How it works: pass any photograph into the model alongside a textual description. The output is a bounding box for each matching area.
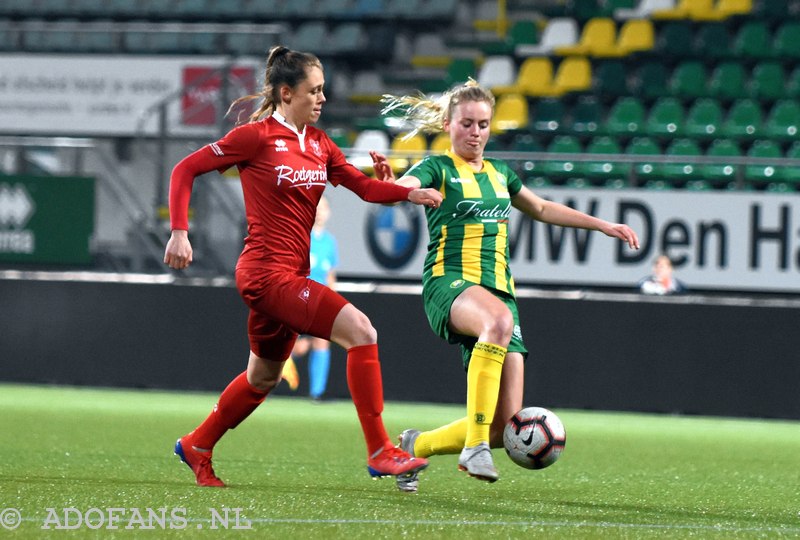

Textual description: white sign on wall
[0,54,257,136]
[324,187,800,293]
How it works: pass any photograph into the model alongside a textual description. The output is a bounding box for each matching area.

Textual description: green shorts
[422,275,528,370]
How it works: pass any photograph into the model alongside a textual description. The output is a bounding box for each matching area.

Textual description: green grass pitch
[1,384,798,539]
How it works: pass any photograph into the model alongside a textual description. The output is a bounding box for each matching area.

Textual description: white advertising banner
[0,54,257,136]
[324,187,800,293]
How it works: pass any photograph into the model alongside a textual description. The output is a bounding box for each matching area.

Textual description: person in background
[378,80,640,491]
[164,45,440,487]
[639,255,687,295]
[285,195,338,402]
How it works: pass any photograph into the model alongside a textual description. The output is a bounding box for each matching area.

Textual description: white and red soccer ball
[503,406,567,470]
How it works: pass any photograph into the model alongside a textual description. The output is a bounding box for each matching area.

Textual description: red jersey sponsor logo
[274,164,328,189]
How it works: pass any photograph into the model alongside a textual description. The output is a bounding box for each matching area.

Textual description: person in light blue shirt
[289,196,339,401]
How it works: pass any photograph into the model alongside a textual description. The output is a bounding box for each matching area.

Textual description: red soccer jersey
[169,114,412,276]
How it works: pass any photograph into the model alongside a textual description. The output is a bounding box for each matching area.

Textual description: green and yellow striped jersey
[406,150,523,296]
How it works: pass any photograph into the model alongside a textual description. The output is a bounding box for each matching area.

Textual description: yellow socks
[412,342,506,457]
[465,341,506,448]
[414,418,467,458]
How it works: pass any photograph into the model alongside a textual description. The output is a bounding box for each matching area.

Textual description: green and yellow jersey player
[377,80,640,491]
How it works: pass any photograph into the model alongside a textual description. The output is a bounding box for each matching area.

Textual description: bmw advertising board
[324,186,800,293]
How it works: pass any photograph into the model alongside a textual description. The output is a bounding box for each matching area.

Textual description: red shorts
[235,268,349,360]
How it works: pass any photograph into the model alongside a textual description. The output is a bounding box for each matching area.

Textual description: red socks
[187,349,390,458]
[187,371,268,450]
[346,344,391,455]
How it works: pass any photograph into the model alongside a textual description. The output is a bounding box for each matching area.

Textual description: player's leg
[490,352,524,448]
[175,311,295,487]
[302,287,427,478]
[448,286,512,482]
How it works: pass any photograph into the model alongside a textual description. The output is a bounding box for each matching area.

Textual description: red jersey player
[164,46,440,487]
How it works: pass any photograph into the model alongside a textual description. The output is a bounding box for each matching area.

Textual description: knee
[348,311,377,346]
[247,353,282,392]
[482,310,514,346]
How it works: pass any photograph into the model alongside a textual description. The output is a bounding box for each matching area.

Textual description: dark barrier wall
[1,278,798,419]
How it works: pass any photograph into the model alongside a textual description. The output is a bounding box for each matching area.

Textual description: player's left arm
[511,185,639,249]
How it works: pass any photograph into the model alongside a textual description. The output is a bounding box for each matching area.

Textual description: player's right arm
[164,124,261,269]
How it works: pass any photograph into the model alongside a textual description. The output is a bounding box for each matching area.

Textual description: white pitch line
[18,516,800,534]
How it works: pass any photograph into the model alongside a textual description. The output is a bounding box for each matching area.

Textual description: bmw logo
[365,203,420,270]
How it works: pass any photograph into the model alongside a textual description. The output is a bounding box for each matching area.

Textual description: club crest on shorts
[298,287,310,303]
[450,279,465,288]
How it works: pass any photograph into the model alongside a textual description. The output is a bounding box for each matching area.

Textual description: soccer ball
[503,406,566,470]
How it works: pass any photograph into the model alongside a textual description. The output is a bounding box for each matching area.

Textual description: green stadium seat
[565,177,592,189]
[579,136,628,181]
[732,20,772,60]
[786,67,800,99]
[772,21,800,61]
[605,97,646,137]
[749,62,786,103]
[693,23,732,61]
[744,139,783,185]
[668,61,708,100]
[780,142,800,184]
[720,98,763,140]
[708,61,748,103]
[632,61,669,101]
[592,60,628,103]
[685,180,713,191]
[701,138,741,183]
[0,21,14,52]
[753,0,789,20]
[763,100,800,142]
[625,136,662,184]
[290,21,330,51]
[510,133,544,179]
[531,98,566,135]
[654,21,694,60]
[646,97,685,139]
[685,98,724,140]
[642,179,672,190]
[242,0,281,18]
[567,96,604,136]
[172,0,207,19]
[329,22,368,55]
[483,19,540,55]
[510,133,543,152]
[604,177,629,189]
[656,138,703,183]
[541,135,583,181]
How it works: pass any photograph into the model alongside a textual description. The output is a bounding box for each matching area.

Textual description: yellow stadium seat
[694,0,752,21]
[554,18,619,57]
[552,56,592,96]
[492,57,555,97]
[491,94,529,134]
[652,0,714,20]
[388,132,427,173]
[612,19,655,55]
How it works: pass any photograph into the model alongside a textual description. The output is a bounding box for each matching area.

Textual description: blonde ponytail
[380,78,495,139]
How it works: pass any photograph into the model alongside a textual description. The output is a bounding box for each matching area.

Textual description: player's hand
[602,223,640,250]
[164,230,194,269]
[408,188,442,209]
[370,151,395,183]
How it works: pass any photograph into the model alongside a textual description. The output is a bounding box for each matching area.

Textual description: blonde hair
[229,45,323,123]
[380,79,495,139]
